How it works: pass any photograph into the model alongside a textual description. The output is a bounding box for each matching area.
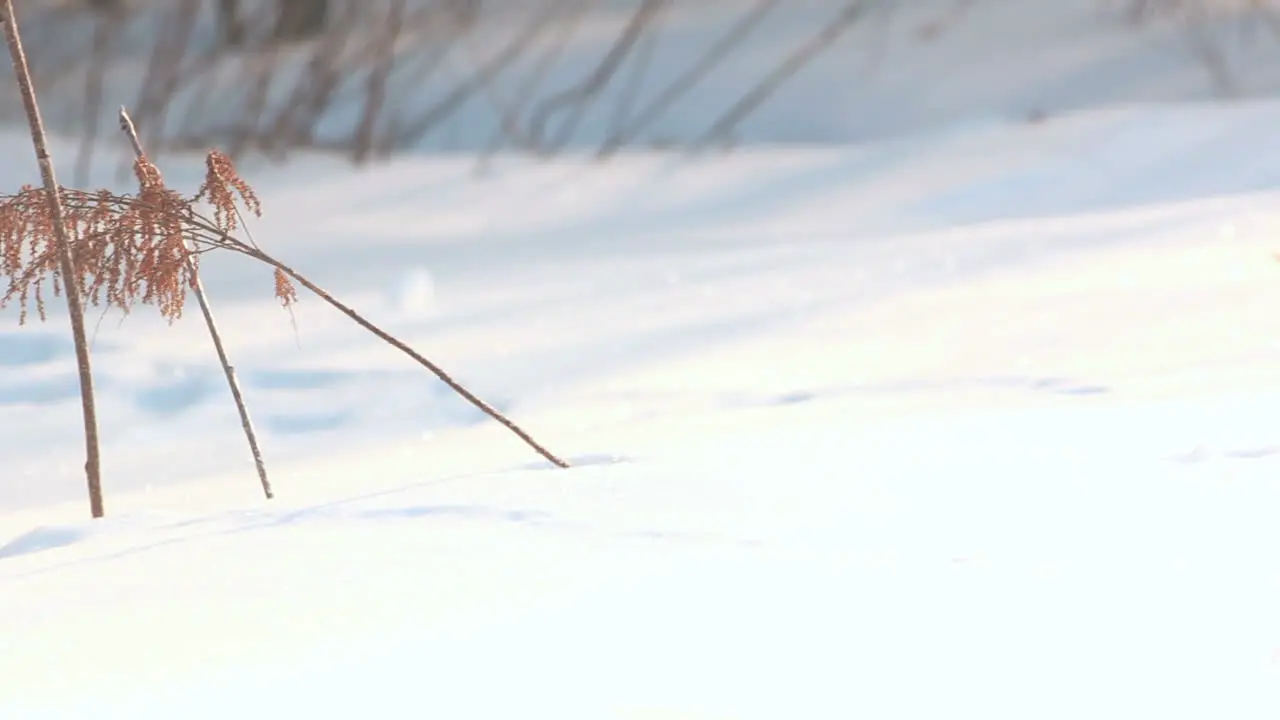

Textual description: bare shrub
[5,0,876,173]
[1115,0,1280,94]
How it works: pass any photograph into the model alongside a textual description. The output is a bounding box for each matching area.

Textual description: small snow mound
[518,452,633,472]
[0,513,158,560]
[0,524,94,559]
[393,267,438,318]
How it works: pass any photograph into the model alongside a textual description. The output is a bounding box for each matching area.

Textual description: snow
[5,4,1280,717]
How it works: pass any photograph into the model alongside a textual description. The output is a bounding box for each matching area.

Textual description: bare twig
[142,204,571,468]
[605,4,661,144]
[354,0,407,163]
[526,0,667,153]
[118,106,273,499]
[237,247,571,469]
[131,0,202,158]
[268,2,363,154]
[3,151,571,473]
[393,12,553,150]
[599,0,777,158]
[74,12,115,186]
[473,0,589,170]
[697,1,868,148]
[0,0,105,518]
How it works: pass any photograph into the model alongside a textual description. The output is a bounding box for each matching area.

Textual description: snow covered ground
[5,13,1280,715]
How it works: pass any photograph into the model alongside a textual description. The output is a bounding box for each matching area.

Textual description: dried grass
[0,149,292,324]
[0,140,569,499]
[1,1,567,521]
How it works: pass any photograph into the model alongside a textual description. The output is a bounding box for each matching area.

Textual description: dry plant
[0,134,572,513]
[8,0,880,175]
[0,0,104,518]
[0,106,570,507]
[0,1,569,520]
[119,105,273,502]
[1119,0,1280,94]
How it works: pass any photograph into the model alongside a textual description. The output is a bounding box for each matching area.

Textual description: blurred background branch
[16,0,1280,176]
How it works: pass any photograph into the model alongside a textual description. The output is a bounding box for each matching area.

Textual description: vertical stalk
[119,107,273,500]
[0,0,105,518]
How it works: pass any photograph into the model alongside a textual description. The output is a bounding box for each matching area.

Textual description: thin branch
[599,0,776,158]
[354,0,407,164]
[471,0,588,166]
[605,4,661,145]
[393,13,554,150]
[52,195,574,469]
[697,1,869,148]
[526,0,667,153]
[73,13,115,186]
[0,0,105,518]
[119,107,274,500]
[131,0,202,158]
[245,249,570,469]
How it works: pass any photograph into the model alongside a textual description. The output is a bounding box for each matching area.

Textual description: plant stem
[250,250,570,469]
[1,0,105,518]
[119,106,274,500]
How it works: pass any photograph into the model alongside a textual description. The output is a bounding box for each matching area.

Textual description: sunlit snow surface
[4,87,1280,720]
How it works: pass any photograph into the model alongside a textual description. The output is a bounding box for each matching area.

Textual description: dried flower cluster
[0,142,570,474]
[0,149,294,324]
[196,150,260,232]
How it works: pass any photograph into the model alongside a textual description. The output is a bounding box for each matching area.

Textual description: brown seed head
[273,267,297,307]
[0,149,278,327]
[196,150,261,232]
